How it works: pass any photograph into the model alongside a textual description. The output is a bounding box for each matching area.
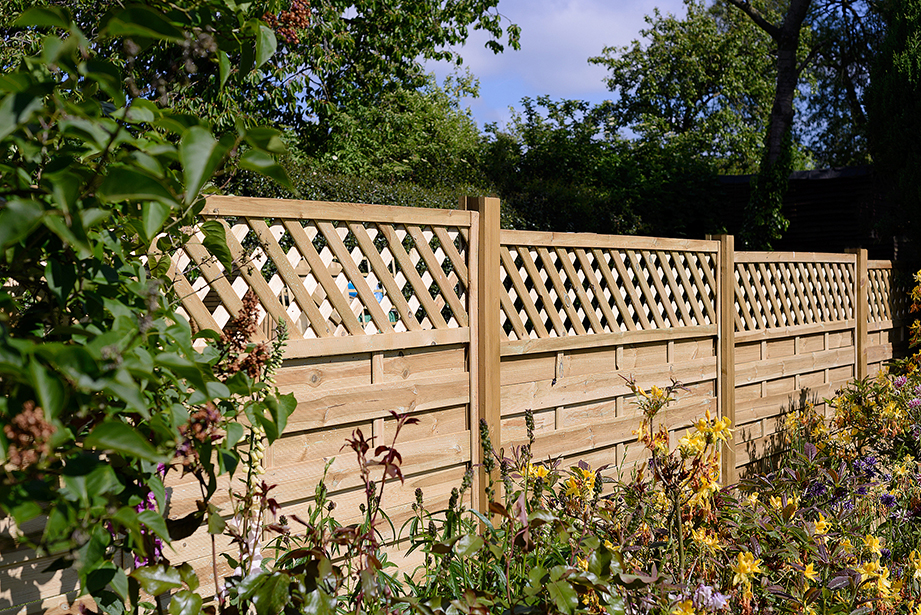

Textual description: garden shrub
[0,4,296,613]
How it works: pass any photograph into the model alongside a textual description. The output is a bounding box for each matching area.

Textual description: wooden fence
[2,196,912,614]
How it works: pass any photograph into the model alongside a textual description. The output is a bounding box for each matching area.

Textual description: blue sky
[426,0,688,129]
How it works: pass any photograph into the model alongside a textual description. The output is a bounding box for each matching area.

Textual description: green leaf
[101,7,184,41]
[218,51,231,88]
[0,198,43,249]
[180,126,229,205]
[85,422,164,463]
[29,358,65,417]
[84,59,125,107]
[547,580,578,614]
[245,127,287,154]
[200,219,234,272]
[453,534,484,558]
[130,564,183,597]
[169,590,203,615]
[142,202,171,242]
[177,563,199,591]
[239,149,292,190]
[225,422,245,446]
[14,6,71,28]
[252,572,290,615]
[255,25,277,69]
[98,167,178,207]
[0,92,43,140]
[265,393,295,443]
[138,510,170,542]
[208,511,226,535]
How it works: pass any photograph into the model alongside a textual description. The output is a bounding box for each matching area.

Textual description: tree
[866,0,921,240]
[590,0,776,174]
[722,0,884,246]
[1,0,519,152]
[309,71,486,189]
[481,98,727,239]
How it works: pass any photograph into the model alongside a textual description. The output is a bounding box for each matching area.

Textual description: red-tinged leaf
[489,501,511,517]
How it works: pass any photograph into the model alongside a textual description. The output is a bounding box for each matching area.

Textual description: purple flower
[909,398,921,409]
[880,493,897,508]
[881,548,892,559]
[694,584,729,611]
[806,481,828,499]
[895,376,908,388]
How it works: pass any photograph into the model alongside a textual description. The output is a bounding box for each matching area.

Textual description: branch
[723,0,781,40]
[796,43,823,77]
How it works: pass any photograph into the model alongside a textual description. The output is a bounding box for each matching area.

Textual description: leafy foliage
[0,3,295,613]
[590,0,776,174]
[866,0,921,242]
[481,97,727,238]
[306,71,486,189]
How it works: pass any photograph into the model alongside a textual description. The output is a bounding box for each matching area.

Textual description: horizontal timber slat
[204,195,476,227]
[500,325,717,356]
[736,251,857,264]
[501,229,720,252]
[734,320,855,343]
[284,328,470,359]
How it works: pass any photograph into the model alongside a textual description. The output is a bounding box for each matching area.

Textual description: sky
[425,0,688,129]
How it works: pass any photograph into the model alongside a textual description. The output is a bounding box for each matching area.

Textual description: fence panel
[164,196,480,598]
[867,261,912,374]
[496,231,721,480]
[733,252,858,472]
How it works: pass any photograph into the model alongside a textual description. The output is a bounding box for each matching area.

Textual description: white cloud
[425,0,688,127]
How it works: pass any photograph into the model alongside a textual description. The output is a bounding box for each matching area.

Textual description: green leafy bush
[0,4,295,613]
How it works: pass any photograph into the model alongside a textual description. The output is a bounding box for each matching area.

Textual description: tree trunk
[725,0,813,247]
[763,0,812,166]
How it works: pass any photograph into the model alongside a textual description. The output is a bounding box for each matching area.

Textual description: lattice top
[498,231,719,340]
[734,253,856,332]
[169,196,475,342]
[868,262,912,324]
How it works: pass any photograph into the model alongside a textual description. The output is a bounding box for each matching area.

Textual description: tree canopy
[590,0,775,174]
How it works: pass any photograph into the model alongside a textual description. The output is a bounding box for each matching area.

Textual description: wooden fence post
[848,248,869,380]
[709,234,736,486]
[460,196,501,515]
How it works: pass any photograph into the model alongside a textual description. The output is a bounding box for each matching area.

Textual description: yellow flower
[877,565,892,596]
[857,560,881,579]
[732,551,763,587]
[691,527,722,552]
[524,462,549,480]
[576,556,588,571]
[679,430,706,456]
[863,534,882,558]
[910,550,921,580]
[747,492,759,507]
[813,513,830,536]
[840,538,854,553]
[770,495,783,510]
[671,599,695,615]
[803,562,818,582]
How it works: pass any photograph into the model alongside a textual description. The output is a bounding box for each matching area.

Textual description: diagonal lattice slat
[868,265,912,324]
[733,257,856,333]
[171,202,472,343]
[497,235,718,340]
